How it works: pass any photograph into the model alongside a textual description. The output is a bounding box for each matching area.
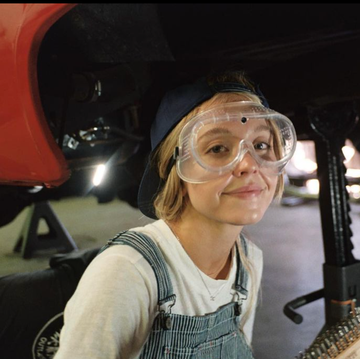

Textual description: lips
[223,184,264,197]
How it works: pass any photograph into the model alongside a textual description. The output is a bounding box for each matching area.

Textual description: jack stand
[14,201,78,259]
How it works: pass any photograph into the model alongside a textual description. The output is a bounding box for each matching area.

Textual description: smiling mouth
[223,185,264,197]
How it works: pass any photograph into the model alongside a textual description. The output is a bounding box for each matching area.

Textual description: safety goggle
[174,101,297,183]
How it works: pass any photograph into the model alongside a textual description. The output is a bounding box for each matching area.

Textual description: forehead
[196,118,272,138]
[192,98,267,125]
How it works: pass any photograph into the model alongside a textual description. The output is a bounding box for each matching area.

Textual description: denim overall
[102,231,254,359]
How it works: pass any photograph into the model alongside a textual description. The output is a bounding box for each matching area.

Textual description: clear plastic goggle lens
[175,102,297,183]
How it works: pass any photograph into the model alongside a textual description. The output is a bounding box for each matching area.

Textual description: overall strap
[99,231,176,306]
[234,233,249,297]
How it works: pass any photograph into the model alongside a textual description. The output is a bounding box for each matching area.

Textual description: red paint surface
[0,4,76,187]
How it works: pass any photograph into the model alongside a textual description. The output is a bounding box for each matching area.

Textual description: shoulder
[98,219,165,261]
[81,246,156,297]
[88,229,166,294]
[129,219,173,246]
[127,220,182,263]
[93,220,172,283]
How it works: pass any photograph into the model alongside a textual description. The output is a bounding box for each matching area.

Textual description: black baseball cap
[137,77,268,219]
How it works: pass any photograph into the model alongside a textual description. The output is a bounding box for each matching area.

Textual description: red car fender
[0,3,76,187]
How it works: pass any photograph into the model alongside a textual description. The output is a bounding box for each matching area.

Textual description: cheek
[184,182,222,210]
[184,176,232,201]
[186,184,210,204]
[264,174,279,198]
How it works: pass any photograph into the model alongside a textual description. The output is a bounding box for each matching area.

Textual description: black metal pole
[308,101,359,326]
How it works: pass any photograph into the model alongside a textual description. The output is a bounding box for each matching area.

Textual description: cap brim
[137,157,162,219]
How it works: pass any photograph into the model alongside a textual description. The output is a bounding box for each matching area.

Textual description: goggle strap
[173,146,180,160]
[164,148,178,179]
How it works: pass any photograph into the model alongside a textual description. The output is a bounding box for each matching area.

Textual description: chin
[229,211,266,226]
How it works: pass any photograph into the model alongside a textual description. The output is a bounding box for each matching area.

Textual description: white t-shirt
[55,220,263,359]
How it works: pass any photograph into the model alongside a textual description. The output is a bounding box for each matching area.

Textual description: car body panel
[0,4,75,186]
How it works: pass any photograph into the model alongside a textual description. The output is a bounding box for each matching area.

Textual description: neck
[167,214,242,280]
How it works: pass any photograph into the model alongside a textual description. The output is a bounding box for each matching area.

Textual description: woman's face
[180,96,280,227]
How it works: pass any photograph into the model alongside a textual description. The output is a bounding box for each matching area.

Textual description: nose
[232,151,259,177]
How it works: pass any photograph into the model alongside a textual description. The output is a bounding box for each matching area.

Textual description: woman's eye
[208,145,228,154]
[254,142,270,150]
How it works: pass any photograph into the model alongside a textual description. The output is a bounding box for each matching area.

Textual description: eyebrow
[198,127,231,138]
[254,124,273,135]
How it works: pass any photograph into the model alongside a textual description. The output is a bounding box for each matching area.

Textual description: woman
[55,70,297,358]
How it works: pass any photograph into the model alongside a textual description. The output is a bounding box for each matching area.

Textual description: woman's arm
[54,246,158,359]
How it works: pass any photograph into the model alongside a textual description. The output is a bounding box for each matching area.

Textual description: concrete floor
[2,196,360,358]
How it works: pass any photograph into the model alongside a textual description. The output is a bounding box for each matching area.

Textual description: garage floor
[1,196,360,358]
